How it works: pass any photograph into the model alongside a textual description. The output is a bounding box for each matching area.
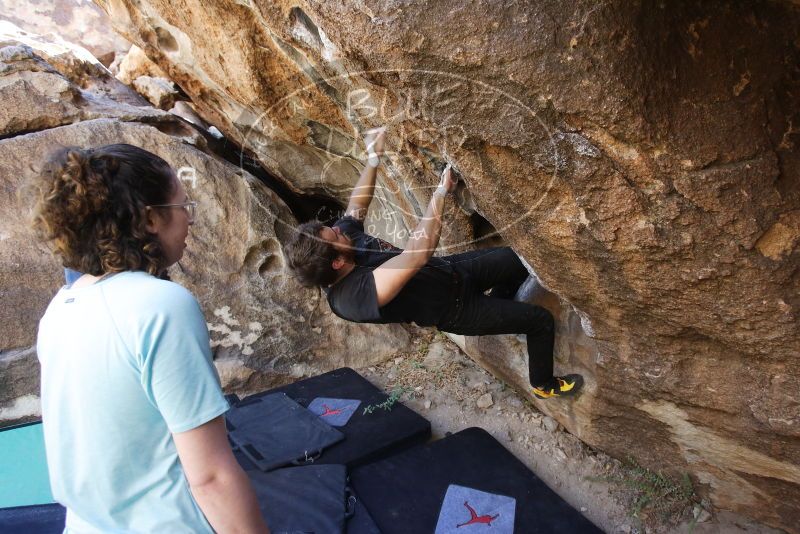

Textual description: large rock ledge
[94,0,800,530]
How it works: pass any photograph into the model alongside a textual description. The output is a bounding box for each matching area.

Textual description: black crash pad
[350,427,601,534]
[249,464,350,534]
[0,504,66,534]
[226,392,344,471]
[240,367,431,468]
[346,488,382,534]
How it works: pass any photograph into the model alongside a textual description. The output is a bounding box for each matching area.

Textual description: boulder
[96,0,800,529]
[132,74,179,109]
[114,44,181,109]
[115,44,167,84]
[0,348,41,424]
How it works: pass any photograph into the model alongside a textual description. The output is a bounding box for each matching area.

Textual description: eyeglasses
[147,200,198,222]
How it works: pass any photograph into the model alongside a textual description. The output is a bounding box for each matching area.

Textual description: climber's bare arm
[345,128,385,221]
[372,165,457,306]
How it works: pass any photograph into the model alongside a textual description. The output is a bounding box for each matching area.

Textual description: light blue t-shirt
[37,271,229,533]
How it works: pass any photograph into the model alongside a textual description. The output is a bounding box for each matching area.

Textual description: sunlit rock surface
[0,0,129,62]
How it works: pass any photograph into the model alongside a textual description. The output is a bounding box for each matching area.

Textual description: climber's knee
[531,305,554,334]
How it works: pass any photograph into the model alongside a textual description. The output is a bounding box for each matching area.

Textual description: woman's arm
[173,416,270,534]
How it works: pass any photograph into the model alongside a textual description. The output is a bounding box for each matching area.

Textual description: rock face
[115,44,180,109]
[114,44,167,84]
[131,74,179,108]
[0,21,148,109]
[0,27,410,423]
[0,0,130,63]
[96,0,800,529]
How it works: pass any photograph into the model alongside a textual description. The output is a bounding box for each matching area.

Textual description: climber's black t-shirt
[324,216,456,326]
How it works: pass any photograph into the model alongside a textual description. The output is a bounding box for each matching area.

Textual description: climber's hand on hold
[434,163,458,198]
[365,127,386,167]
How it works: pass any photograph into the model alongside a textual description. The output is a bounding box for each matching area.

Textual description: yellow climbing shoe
[532,374,584,399]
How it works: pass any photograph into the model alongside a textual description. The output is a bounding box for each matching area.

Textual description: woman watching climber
[32,144,269,533]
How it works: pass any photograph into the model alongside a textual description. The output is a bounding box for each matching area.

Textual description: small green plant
[410,361,425,370]
[588,457,696,524]
[363,387,409,415]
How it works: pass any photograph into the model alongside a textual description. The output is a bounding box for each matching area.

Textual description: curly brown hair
[33,144,176,277]
[284,220,339,287]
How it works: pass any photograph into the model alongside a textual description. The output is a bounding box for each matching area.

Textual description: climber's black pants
[438,247,555,387]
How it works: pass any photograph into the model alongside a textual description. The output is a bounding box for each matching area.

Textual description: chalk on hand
[365,127,386,150]
[438,163,457,189]
[365,127,386,167]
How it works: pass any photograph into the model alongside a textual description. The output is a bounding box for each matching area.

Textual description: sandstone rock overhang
[22,1,800,529]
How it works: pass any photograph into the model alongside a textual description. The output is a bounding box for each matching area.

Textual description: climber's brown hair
[284,220,339,287]
[32,144,176,276]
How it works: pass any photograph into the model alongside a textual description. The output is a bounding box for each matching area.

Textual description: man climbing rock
[285,129,583,399]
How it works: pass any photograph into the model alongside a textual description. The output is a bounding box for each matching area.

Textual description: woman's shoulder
[109,271,201,313]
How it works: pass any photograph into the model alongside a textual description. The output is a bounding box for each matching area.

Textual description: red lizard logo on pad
[456,501,499,528]
[320,404,342,417]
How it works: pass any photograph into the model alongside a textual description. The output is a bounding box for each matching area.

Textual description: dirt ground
[357,330,786,534]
